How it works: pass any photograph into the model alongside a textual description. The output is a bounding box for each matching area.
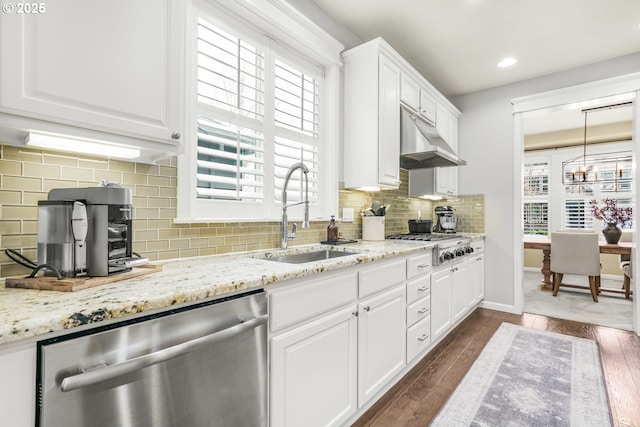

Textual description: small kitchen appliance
[434,206,457,233]
[36,181,146,278]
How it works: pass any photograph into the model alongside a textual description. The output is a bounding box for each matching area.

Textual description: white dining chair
[550,231,601,302]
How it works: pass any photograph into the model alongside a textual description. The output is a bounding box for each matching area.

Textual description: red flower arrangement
[589,198,633,227]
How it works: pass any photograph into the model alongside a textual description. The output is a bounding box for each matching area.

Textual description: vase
[602,223,622,244]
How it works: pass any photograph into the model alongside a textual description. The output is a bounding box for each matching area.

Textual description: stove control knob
[465,246,474,254]
[455,249,465,257]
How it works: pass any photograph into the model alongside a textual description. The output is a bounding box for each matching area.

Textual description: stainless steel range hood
[400,106,466,168]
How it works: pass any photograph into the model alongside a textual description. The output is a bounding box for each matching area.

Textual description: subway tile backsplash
[0,144,484,278]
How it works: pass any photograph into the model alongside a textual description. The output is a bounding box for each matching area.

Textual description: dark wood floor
[353,308,640,427]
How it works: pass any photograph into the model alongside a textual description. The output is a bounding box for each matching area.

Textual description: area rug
[430,323,612,427]
[524,271,632,331]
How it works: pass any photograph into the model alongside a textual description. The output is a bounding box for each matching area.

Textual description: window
[524,143,634,235]
[523,160,549,236]
[524,202,548,235]
[177,1,341,222]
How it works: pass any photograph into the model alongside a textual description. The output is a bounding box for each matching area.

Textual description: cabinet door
[419,89,437,124]
[435,167,450,195]
[0,0,183,145]
[271,306,358,427]
[377,54,401,187]
[447,167,459,197]
[400,73,420,111]
[0,343,36,427]
[470,254,485,305]
[436,103,450,144]
[358,284,406,406]
[430,268,452,340]
[451,262,470,322]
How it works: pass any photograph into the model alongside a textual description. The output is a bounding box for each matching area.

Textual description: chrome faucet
[281,163,310,249]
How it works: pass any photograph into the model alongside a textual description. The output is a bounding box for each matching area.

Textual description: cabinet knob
[363,306,371,312]
[352,310,359,317]
[171,131,181,140]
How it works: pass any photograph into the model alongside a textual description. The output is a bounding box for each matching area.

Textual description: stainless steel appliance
[434,206,458,233]
[37,181,146,277]
[36,290,268,427]
[36,200,88,277]
[400,105,466,169]
[386,233,473,266]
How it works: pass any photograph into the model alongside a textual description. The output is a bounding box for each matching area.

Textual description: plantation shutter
[273,58,321,204]
[564,200,594,230]
[195,18,266,201]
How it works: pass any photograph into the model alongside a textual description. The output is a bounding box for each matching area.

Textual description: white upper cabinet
[401,72,436,124]
[343,39,401,190]
[344,37,461,192]
[0,0,184,161]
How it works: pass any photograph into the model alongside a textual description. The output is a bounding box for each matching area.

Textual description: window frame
[177,0,343,223]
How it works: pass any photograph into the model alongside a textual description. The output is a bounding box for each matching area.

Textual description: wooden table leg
[540,248,552,291]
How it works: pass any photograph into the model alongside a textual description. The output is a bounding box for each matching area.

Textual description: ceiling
[311,0,640,98]
[308,0,639,138]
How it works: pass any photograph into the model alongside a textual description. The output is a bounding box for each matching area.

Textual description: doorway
[512,74,640,333]
[521,98,633,330]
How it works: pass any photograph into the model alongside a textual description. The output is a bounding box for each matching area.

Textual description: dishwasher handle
[60,313,268,392]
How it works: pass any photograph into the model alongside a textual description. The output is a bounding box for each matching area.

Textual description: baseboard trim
[480,300,521,314]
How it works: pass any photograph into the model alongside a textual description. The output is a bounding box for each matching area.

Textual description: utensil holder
[362,216,385,241]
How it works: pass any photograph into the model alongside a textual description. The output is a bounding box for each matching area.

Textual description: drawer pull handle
[417,263,430,269]
[418,286,429,292]
[418,334,429,342]
[418,307,429,314]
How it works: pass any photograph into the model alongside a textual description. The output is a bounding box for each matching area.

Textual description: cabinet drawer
[270,271,357,332]
[407,315,431,362]
[406,253,432,279]
[406,275,430,304]
[407,296,430,327]
[358,258,406,298]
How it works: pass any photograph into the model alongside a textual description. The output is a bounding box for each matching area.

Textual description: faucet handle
[287,223,297,239]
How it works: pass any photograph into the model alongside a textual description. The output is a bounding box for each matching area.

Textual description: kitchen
[0,1,639,426]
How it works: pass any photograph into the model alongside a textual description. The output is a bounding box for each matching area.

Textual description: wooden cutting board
[4,264,162,292]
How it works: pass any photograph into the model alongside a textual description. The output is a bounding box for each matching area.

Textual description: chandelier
[561,103,632,188]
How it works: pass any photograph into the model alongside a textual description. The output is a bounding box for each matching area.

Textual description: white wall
[452,52,640,311]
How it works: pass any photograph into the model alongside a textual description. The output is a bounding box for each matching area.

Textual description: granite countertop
[0,240,439,346]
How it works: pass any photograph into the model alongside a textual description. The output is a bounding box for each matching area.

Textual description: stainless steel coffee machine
[433,205,458,233]
[37,182,146,278]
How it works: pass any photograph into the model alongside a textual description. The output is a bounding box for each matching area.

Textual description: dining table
[523,236,632,294]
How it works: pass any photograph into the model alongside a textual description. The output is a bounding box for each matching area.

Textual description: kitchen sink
[264,249,360,264]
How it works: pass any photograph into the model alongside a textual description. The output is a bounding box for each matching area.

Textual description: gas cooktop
[386,233,458,242]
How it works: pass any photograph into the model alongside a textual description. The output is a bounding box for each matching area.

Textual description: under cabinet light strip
[25,131,140,159]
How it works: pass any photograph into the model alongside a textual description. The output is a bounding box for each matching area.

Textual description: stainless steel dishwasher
[36,289,268,427]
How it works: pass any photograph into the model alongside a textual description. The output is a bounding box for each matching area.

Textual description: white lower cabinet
[0,343,36,427]
[270,305,358,427]
[407,315,431,361]
[430,267,453,341]
[357,284,406,406]
[451,261,470,323]
[469,253,485,306]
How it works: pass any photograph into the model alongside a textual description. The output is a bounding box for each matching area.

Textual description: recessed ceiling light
[497,57,517,68]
